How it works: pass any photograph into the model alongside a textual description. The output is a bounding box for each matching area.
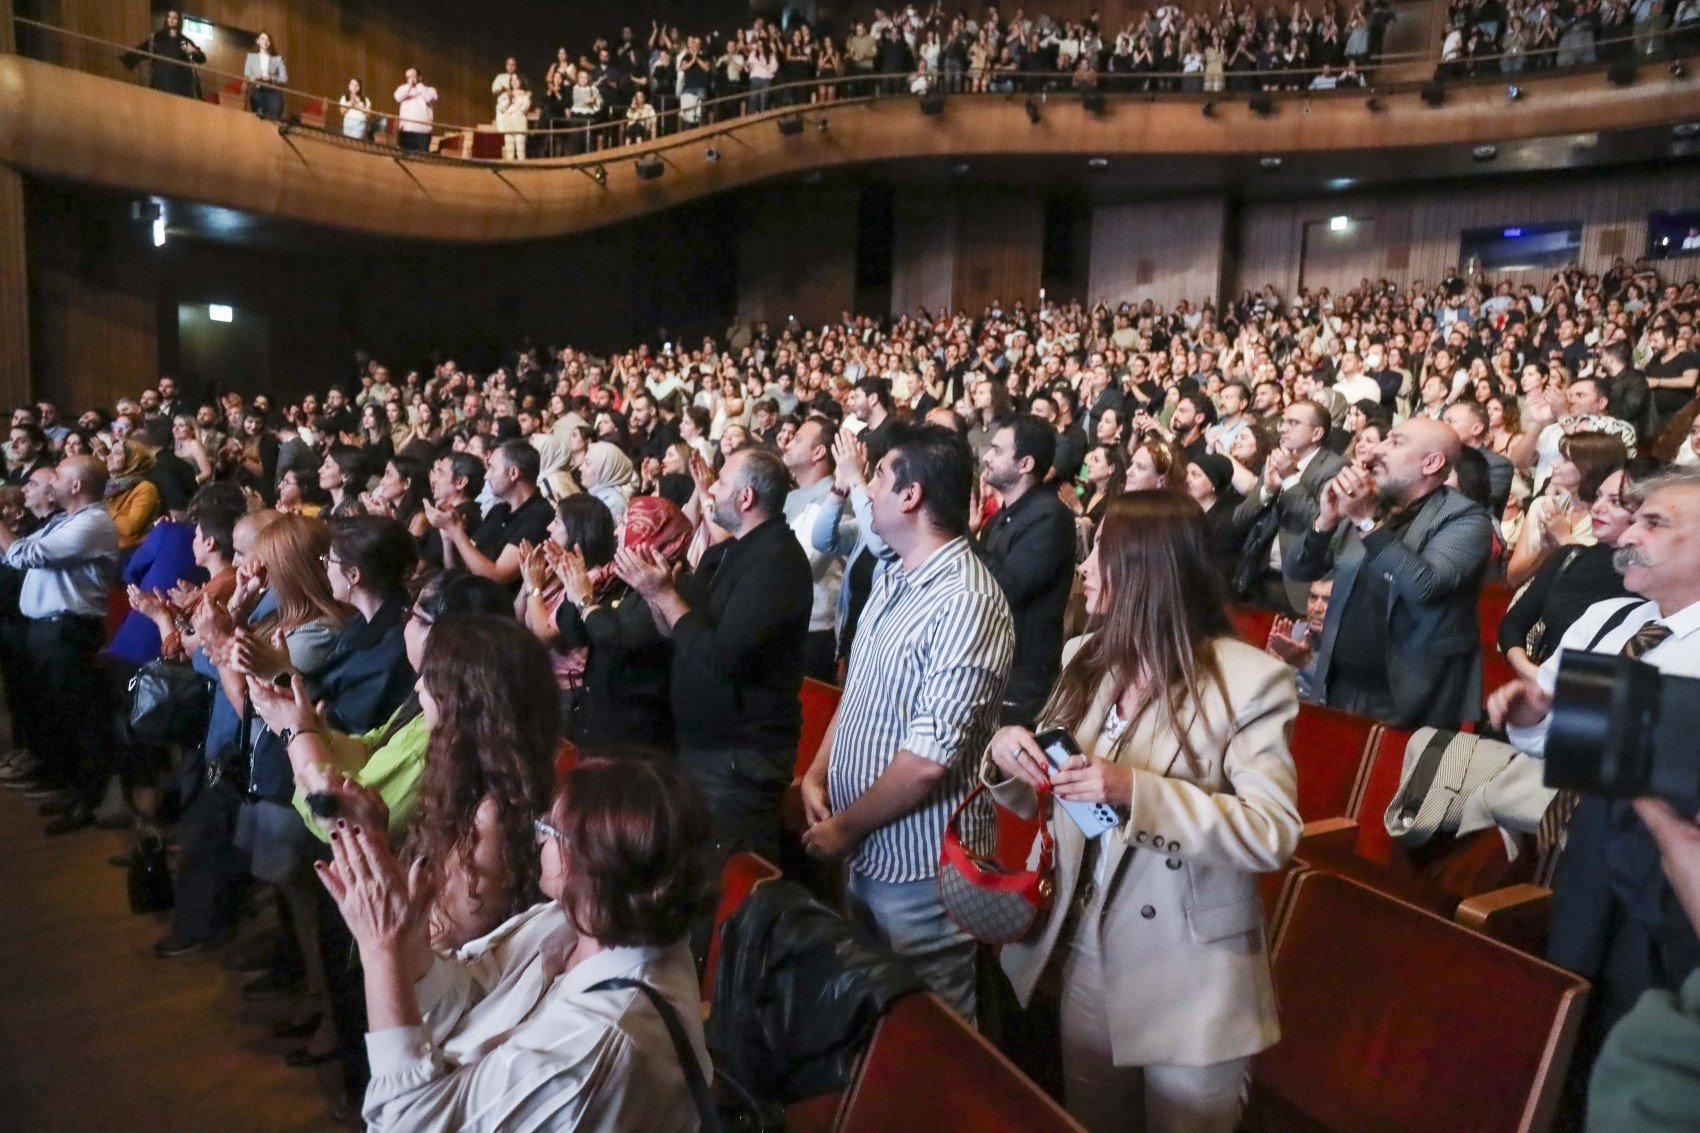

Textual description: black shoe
[272,1013,324,1040]
[242,969,305,1001]
[285,1047,340,1068]
[153,930,231,959]
[38,794,76,817]
[44,805,95,835]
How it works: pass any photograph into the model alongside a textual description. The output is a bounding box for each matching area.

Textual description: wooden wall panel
[0,168,30,408]
[952,193,1043,317]
[736,186,859,332]
[891,189,956,316]
[1088,198,1225,310]
[1234,169,1700,300]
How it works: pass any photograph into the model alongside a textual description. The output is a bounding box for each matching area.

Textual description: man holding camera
[1489,467,1700,1108]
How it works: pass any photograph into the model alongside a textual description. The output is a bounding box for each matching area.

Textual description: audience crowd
[1,256,1699,1130]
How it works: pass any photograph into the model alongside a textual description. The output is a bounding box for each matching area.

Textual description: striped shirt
[828,537,1014,883]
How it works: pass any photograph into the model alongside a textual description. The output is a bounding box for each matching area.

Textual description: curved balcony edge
[2,53,1698,243]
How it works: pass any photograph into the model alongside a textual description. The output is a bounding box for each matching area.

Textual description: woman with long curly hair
[404,614,562,950]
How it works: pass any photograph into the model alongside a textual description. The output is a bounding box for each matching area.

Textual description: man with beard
[1285,416,1493,729]
[615,447,811,863]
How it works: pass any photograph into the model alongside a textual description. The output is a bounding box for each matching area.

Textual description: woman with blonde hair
[983,491,1301,1133]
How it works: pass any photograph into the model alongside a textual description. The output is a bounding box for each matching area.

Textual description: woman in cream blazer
[984,491,1302,1133]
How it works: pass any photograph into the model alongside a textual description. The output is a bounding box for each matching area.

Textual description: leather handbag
[126,832,175,915]
[126,658,215,747]
[937,783,1055,945]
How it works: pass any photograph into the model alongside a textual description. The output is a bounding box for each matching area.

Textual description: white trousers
[1055,919,1250,1133]
[502,133,526,160]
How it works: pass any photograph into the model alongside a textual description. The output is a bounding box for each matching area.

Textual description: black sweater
[1497,542,1631,662]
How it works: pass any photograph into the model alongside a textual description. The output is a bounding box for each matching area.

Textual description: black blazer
[315,599,415,735]
[671,517,813,756]
[556,582,674,753]
[977,486,1076,720]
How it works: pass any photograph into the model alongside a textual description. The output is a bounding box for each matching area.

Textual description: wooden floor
[0,787,343,1132]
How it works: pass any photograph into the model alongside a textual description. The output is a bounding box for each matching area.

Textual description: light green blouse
[291,703,430,843]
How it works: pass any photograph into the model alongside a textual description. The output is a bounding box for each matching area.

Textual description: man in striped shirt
[801,424,1014,1022]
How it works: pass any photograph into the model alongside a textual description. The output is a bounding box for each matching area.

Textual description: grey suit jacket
[1232,446,1348,611]
[1285,486,1493,729]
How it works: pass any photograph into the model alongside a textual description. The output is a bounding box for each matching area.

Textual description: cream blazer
[984,634,1301,1067]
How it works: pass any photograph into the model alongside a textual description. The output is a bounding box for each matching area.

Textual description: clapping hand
[230,564,265,623]
[613,544,672,598]
[1266,615,1312,667]
[517,540,551,592]
[686,451,715,498]
[421,499,463,533]
[556,547,593,608]
[832,429,868,492]
[248,670,324,738]
[1264,446,1295,493]
[128,585,170,619]
[315,823,435,960]
[231,627,290,681]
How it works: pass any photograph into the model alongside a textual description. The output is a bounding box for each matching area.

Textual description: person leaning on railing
[244,31,288,121]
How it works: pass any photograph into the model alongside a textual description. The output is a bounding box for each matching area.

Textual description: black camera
[1545,651,1700,801]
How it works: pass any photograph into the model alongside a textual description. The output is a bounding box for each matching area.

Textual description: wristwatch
[280,726,319,747]
[1354,516,1378,534]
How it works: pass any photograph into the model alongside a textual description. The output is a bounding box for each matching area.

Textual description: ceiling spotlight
[1507,84,1523,101]
[634,155,663,180]
[1329,215,1350,232]
[1472,144,1498,161]
[1365,94,1382,112]
[1024,97,1042,124]
[705,146,721,163]
[1202,100,1217,117]
[1259,156,1283,171]
[1086,157,1110,170]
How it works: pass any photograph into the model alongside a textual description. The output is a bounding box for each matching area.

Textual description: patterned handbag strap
[945,781,1055,872]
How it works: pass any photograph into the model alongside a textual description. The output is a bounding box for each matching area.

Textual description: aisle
[0,788,342,1132]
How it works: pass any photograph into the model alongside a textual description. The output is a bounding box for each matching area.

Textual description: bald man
[0,455,121,833]
[1283,417,1495,728]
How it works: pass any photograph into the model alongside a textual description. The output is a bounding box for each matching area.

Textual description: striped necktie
[1534,620,1672,883]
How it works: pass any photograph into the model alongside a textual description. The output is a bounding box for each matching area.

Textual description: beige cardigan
[984,634,1302,1067]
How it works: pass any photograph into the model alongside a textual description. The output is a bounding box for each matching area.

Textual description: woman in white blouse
[495,74,531,161]
[340,78,373,140]
[317,754,718,1132]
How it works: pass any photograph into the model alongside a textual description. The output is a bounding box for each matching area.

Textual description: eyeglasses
[534,817,568,845]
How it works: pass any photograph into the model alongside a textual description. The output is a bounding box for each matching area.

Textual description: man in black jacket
[977,416,1075,726]
[616,447,812,862]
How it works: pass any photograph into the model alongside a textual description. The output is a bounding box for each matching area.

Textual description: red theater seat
[836,992,1086,1133]
[1289,704,1378,825]
[702,852,781,1006]
[1228,604,1278,648]
[797,678,841,779]
[1247,871,1585,1133]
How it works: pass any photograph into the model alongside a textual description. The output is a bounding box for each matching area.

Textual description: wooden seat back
[1290,704,1378,824]
[1249,871,1586,1133]
[703,852,782,1004]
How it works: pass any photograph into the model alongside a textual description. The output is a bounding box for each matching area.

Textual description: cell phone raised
[1032,727,1119,839]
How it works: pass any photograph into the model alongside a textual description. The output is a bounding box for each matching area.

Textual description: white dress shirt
[1507,596,1700,757]
[364,902,709,1133]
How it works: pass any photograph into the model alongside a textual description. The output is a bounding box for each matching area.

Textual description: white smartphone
[1033,728,1119,839]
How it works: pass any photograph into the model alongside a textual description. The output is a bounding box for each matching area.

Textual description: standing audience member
[802,425,1014,1022]
[1232,400,1345,614]
[1287,417,1493,728]
[984,492,1301,1133]
[105,439,162,553]
[616,447,812,862]
[394,68,438,152]
[978,415,1076,725]
[244,31,289,120]
[0,457,120,834]
[123,9,206,98]
[427,440,551,586]
[782,415,847,683]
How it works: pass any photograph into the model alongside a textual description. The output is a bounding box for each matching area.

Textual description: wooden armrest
[1298,817,1358,849]
[1456,883,1552,954]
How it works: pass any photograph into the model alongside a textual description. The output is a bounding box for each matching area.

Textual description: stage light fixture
[1472,144,1498,161]
[1671,61,1687,79]
[1024,97,1042,124]
[705,146,721,163]
[1607,62,1637,87]
[777,114,805,135]
[1365,94,1382,112]
[1329,215,1349,233]
[152,217,166,247]
[1258,156,1283,171]
[919,91,946,116]
[1081,91,1106,114]
[1507,84,1523,101]
[1249,93,1275,116]
[1202,100,1217,117]
[818,117,830,132]
[1420,81,1446,107]
[1086,157,1109,170]
[208,304,233,323]
[635,155,664,180]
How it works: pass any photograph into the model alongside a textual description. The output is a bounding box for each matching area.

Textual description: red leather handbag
[937,783,1055,945]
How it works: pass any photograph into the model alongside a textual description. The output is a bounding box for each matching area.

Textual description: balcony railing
[10,14,1696,171]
